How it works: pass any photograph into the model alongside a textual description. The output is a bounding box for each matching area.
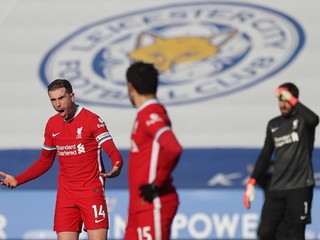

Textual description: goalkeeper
[243,82,319,240]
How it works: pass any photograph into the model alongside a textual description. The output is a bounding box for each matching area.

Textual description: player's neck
[65,103,78,122]
[134,94,156,108]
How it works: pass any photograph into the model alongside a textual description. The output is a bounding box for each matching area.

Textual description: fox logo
[128,30,237,72]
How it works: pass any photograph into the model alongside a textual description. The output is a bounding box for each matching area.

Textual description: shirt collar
[65,105,83,122]
[137,99,158,112]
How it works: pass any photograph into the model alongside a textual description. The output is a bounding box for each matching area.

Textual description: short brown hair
[48,79,73,94]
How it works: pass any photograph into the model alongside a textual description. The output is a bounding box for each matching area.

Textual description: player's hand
[275,87,298,106]
[244,178,256,209]
[101,161,122,178]
[0,171,17,189]
[139,182,159,203]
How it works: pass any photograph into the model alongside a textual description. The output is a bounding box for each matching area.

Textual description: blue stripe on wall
[1,148,319,190]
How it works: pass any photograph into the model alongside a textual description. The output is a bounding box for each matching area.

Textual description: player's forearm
[15,149,55,185]
[154,131,182,186]
[101,139,124,170]
[295,102,319,127]
[251,134,274,180]
[154,157,180,187]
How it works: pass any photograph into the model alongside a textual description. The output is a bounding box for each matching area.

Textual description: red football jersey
[128,99,181,213]
[43,106,113,196]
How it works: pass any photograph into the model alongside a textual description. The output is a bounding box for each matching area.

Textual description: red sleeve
[153,129,182,187]
[15,149,56,185]
[100,139,124,170]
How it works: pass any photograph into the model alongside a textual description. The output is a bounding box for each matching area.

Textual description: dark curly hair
[126,62,159,95]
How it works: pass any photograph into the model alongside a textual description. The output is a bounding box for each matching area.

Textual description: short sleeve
[43,119,56,151]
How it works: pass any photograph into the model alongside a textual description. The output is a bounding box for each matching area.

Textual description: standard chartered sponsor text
[57,144,77,156]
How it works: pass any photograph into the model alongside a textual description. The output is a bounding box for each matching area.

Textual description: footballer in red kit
[124,62,182,240]
[43,107,119,232]
[0,79,123,240]
[128,100,180,213]
[43,107,114,197]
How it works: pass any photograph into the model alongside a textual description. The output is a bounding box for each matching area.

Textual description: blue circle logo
[39,2,305,107]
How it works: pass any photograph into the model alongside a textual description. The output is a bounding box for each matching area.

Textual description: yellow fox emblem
[128,30,237,72]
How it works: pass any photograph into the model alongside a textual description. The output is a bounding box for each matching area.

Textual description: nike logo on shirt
[300,215,307,220]
[52,132,60,137]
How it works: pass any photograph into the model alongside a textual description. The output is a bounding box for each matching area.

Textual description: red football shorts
[54,195,109,232]
[124,205,178,240]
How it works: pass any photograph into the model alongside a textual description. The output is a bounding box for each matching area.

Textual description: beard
[128,92,136,108]
[280,106,295,117]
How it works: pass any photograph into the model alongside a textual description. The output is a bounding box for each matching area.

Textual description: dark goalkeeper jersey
[252,102,319,191]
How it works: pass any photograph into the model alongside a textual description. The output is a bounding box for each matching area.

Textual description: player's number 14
[92,204,106,219]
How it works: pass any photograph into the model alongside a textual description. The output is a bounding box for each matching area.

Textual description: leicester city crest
[39,2,305,107]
